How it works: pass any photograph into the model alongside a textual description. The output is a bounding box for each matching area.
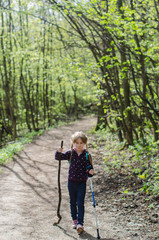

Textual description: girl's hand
[89,169,94,176]
[58,148,63,153]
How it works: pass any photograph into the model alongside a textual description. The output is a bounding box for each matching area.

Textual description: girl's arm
[55,150,71,161]
[87,153,94,176]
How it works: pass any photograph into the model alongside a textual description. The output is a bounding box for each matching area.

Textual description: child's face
[74,138,85,152]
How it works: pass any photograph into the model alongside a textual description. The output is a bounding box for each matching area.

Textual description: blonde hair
[69,131,93,166]
[70,131,88,151]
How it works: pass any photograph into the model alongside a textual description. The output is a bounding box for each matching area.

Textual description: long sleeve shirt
[55,149,93,183]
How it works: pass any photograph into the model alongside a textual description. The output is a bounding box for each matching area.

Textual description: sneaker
[72,220,77,229]
[77,224,84,234]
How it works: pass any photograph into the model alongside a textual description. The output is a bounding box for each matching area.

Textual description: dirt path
[0,117,157,240]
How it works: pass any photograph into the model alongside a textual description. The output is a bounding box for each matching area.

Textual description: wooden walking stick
[53,140,63,225]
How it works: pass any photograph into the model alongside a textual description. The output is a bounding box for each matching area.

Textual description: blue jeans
[68,181,86,226]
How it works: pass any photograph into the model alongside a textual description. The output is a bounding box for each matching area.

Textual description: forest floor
[0,116,158,240]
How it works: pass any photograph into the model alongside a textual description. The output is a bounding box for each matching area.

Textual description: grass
[0,129,44,166]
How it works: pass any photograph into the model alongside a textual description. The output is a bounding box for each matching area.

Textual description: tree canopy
[0,0,159,146]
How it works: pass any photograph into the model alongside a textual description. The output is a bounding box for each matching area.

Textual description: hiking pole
[90,177,100,239]
[53,140,63,225]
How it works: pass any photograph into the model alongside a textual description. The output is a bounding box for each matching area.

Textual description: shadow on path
[1,164,53,204]
[54,225,77,240]
[55,225,115,240]
[80,230,115,240]
[0,158,56,206]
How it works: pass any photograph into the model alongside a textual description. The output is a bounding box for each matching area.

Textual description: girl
[55,131,94,234]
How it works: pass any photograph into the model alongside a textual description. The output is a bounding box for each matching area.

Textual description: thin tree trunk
[117,0,133,145]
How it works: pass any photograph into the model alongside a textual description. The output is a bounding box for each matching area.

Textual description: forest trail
[0,117,156,240]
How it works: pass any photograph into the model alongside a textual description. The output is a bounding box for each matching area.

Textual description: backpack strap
[86,152,93,170]
[68,149,73,165]
[86,152,93,177]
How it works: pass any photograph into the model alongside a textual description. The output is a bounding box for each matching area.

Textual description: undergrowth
[91,128,159,197]
[0,130,44,167]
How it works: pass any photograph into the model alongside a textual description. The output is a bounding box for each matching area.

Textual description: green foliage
[0,0,98,144]
[93,128,159,197]
[0,143,23,164]
[0,129,44,165]
[56,0,159,145]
